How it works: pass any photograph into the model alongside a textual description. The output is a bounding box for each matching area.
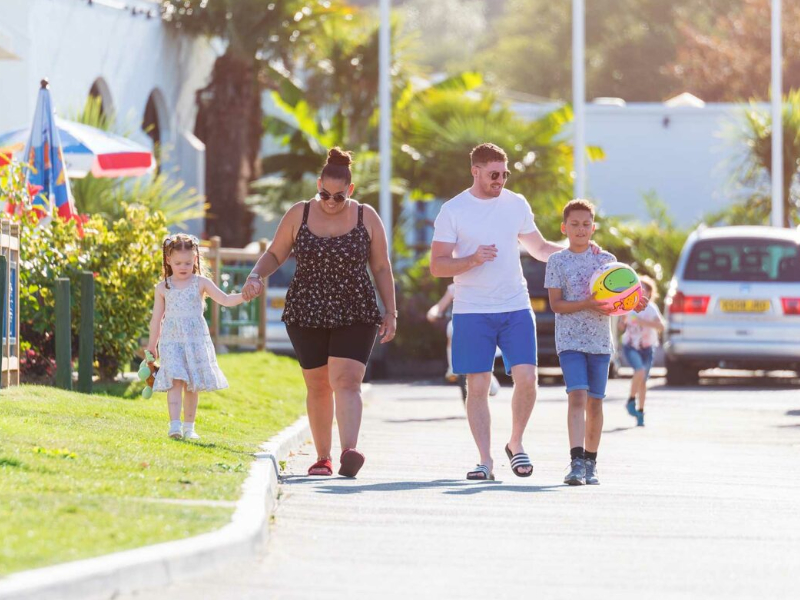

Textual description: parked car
[520,255,558,368]
[663,225,800,385]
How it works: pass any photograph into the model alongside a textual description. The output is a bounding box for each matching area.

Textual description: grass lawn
[0,352,307,576]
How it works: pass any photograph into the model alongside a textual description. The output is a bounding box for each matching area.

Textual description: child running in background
[147,234,247,440]
[545,199,648,485]
[619,275,665,427]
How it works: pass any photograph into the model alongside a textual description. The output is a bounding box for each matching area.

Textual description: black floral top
[282,201,383,328]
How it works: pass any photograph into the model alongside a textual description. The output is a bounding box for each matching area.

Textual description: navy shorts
[452,309,537,374]
[558,351,611,399]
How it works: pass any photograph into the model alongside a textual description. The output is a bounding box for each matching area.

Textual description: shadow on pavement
[602,426,637,434]
[278,477,564,495]
[652,375,800,391]
[442,483,564,495]
[786,409,800,416]
[384,416,466,423]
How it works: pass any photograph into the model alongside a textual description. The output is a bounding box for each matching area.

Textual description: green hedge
[19,206,168,381]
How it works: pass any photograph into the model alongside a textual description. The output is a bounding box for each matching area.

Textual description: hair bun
[326,147,353,167]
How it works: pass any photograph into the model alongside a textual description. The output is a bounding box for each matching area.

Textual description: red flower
[27,183,44,199]
[0,152,10,168]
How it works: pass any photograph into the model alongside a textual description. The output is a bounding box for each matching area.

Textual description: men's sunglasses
[317,190,348,203]
[477,166,511,181]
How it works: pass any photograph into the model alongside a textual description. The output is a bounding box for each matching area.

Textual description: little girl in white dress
[147,234,246,440]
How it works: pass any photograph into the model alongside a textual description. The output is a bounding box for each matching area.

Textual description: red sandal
[308,458,333,476]
[338,448,365,478]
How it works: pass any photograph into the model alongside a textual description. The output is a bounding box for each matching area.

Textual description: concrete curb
[0,417,311,600]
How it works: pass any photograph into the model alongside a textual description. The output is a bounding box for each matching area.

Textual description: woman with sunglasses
[242,147,397,478]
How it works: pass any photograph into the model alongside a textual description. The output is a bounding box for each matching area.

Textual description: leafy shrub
[19,206,168,381]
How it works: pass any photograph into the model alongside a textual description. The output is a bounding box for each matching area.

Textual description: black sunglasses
[477,166,511,181]
[317,189,348,203]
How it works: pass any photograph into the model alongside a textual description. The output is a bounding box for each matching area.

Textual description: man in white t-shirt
[430,142,568,481]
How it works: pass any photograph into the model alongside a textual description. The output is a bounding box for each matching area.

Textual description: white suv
[663,225,800,385]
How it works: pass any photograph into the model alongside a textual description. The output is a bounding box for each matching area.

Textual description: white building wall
[0,0,217,235]
[513,102,757,226]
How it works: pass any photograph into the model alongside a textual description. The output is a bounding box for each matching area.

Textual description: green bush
[19,206,168,381]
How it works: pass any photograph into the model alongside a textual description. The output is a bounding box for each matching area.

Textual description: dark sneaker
[626,399,637,417]
[636,410,645,427]
[564,458,586,486]
[584,459,599,485]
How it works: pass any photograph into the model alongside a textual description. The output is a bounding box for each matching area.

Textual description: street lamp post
[379,0,392,255]
[573,0,586,200]
[771,0,784,228]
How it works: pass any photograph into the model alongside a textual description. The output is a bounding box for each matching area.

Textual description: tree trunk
[195,52,261,246]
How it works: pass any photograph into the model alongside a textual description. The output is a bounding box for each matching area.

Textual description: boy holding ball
[544,199,648,485]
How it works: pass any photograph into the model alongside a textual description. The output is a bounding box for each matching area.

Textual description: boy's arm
[147,284,166,358]
[200,277,244,307]
[548,287,614,315]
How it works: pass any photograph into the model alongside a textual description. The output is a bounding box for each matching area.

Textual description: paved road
[124,374,800,600]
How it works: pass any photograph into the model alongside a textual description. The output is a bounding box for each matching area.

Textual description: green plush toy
[138,350,159,399]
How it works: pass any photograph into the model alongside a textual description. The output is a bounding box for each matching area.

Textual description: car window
[269,256,296,288]
[684,239,800,282]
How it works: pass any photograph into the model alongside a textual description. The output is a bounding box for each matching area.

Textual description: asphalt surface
[122,373,800,600]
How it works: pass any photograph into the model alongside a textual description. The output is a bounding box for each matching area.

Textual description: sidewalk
[121,378,800,600]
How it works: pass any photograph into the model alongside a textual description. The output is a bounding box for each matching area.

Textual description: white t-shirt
[621,303,664,349]
[432,188,538,314]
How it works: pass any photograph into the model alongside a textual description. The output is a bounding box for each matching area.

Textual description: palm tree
[160,0,345,245]
[730,89,800,227]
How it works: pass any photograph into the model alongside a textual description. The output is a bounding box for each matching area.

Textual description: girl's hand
[242,278,263,302]
[634,295,650,313]
[379,314,397,344]
[146,343,159,361]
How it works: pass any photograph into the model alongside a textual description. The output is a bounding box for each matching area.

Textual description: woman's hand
[379,314,397,344]
[634,294,650,313]
[242,278,264,302]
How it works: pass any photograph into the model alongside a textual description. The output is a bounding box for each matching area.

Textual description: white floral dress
[153,275,229,392]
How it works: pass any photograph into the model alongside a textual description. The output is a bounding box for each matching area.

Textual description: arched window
[88,77,114,121]
[142,89,169,170]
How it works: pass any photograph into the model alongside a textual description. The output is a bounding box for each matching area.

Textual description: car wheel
[665,358,699,386]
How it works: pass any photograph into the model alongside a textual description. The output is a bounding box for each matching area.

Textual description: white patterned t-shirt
[544,248,616,354]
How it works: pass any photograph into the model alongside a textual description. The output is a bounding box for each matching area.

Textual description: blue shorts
[558,351,611,399]
[622,344,654,375]
[452,309,537,375]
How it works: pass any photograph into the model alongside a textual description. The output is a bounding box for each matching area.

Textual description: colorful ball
[590,262,642,316]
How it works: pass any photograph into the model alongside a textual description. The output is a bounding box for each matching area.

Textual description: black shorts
[285,323,380,370]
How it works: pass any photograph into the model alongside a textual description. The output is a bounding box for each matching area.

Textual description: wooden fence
[1,219,20,388]
[200,236,269,350]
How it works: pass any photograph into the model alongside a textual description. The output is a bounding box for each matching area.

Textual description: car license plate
[719,299,770,313]
[269,297,285,309]
[530,298,547,312]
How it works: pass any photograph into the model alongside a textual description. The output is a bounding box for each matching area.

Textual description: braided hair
[161,234,203,289]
